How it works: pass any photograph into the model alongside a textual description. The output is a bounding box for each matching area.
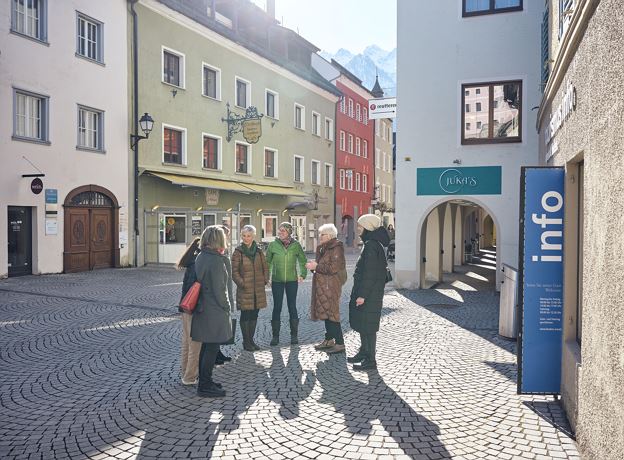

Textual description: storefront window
[161,215,186,244]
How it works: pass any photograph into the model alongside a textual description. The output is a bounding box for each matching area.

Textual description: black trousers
[198,343,219,389]
[324,319,344,345]
[271,281,298,321]
[240,309,259,321]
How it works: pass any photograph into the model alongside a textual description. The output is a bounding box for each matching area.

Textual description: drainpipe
[130,0,140,267]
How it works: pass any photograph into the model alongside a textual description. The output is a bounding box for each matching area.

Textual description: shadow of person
[265,346,315,420]
[316,356,451,459]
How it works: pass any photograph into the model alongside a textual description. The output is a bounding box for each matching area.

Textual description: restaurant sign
[417,166,502,196]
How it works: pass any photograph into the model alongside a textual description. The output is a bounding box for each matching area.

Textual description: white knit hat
[358,214,381,231]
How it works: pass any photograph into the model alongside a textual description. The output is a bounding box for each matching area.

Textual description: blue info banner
[518,167,565,395]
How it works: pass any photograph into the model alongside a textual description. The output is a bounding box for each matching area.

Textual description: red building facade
[332,61,375,246]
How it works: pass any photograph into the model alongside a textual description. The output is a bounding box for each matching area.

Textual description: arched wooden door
[64,185,120,273]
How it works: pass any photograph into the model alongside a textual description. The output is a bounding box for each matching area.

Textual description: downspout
[130,0,139,267]
[333,96,339,228]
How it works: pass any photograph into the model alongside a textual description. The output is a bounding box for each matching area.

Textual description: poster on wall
[517,167,565,395]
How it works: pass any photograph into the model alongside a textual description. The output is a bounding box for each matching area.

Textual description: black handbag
[374,240,393,284]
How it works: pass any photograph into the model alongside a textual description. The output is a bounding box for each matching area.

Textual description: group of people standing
[177,214,391,398]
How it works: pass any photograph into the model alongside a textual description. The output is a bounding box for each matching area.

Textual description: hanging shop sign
[31,178,43,194]
[368,97,396,119]
[416,166,501,195]
[222,103,264,143]
[517,167,565,395]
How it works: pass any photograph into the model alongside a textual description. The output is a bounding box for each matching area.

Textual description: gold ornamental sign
[242,118,262,144]
[222,103,264,143]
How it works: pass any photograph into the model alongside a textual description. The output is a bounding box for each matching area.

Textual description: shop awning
[146,171,308,197]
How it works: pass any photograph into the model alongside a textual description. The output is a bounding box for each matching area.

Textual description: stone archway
[64,185,120,273]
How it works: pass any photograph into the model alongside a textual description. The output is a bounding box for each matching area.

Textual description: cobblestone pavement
[0,251,579,459]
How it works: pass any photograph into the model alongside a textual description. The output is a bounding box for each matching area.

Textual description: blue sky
[266,0,397,54]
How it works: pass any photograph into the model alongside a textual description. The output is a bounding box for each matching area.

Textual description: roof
[371,75,384,98]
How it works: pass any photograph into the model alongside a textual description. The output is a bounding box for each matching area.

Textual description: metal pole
[130,0,140,267]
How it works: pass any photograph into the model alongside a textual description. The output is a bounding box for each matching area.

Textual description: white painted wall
[0,0,129,277]
[396,1,542,289]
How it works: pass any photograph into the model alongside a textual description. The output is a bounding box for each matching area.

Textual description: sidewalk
[0,255,578,459]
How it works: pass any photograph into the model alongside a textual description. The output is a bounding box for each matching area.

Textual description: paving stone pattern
[0,253,579,459]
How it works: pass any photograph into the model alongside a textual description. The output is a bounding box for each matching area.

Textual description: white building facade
[396,0,542,289]
[1,0,130,277]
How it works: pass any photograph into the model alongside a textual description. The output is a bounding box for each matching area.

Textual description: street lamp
[130,112,154,148]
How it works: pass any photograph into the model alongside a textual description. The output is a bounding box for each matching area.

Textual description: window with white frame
[346,170,353,190]
[324,163,333,187]
[559,0,574,39]
[311,160,320,185]
[235,142,251,174]
[376,182,381,201]
[339,169,345,189]
[13,89,49,142]
[356,137,361,156]
[77,105,104,151]
[355,173,361,191]
[76,13,103,63]
[375,148,380,168]
[312,112,321,136]
[203,63,221,99]
[294,155,304,182]
[340,131,345,151]
[162,47,184,88]
[294,103,305,130]
[363,140,368,158]
[375,119,380,136]
[262,213,278,242]
[264,148,277,178]
[362,174,368,192]
[363,108,368,125]
[348,99,354,118]
[265,89,279,119]
[11,0,46,41]
[382,152,387,171]
[163,125,185,165]
[235,77,250,108]
[203,134,220,170]
[325,117,334,141]
[381,184,386,203]
[356,103,361,122]
[348,134,353,154]
[340,97,346,113]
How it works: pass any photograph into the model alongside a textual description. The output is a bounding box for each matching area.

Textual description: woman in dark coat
[191,225,234,397]
[348,214,390,371]
[306,224,347,355]
[231,225,269,352]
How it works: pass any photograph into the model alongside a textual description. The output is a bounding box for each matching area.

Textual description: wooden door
[64,208,90,273]
[90,208,113,269]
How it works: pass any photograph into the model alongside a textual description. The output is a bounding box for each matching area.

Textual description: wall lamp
[256,208,263,216]
[151,205,160,211]
[130,112,154,148]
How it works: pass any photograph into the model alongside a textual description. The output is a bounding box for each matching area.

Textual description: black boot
[241,321,254,352]
[289,318,299,345]
[270,320,280,346]
[249,319,260,350]
[215,349,231,365]
[347,334,367,363]
[353,334,377,371]
[197,345,226,397]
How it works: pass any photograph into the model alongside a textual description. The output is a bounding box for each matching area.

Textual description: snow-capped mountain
[321,45,396,97]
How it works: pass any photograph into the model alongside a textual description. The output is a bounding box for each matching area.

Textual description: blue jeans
[271,281,299,321]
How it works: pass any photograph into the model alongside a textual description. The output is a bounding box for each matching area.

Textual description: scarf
[240,241,257,260]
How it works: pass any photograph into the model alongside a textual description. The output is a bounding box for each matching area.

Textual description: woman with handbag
[306,224,347,355]
[231,225,269,352]
[191,225,234,398]
[348,214,390,371]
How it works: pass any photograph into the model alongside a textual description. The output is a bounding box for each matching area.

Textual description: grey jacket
[191,248,234,344]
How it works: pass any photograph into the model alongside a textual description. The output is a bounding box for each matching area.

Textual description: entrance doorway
[64,185,120,273]
[7,206,32,277]
[290,215,306,251]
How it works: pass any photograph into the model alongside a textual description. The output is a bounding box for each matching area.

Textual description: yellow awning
[146,171,308,197]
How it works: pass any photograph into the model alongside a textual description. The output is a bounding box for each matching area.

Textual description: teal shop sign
[417,166,502,195]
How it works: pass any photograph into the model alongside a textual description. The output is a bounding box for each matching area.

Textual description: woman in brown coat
[232,225,269,351]
[306,224,347,354]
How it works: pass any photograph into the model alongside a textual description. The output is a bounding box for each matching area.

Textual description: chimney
[266,0,275,19]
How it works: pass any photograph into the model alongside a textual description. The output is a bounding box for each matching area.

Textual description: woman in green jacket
[266,222,307,345]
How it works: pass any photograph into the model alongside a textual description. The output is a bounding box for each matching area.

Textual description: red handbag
[180,281,201,313]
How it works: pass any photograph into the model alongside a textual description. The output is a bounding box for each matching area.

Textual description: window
[325,117,334,141]
[262,213,278,242]
[294,103,305,130]
[162,47,184,88]
[235,142,251,174]
[362,174,368,193]
[324,163,333,187]
[465,89,470,96]
[13,89,49,142]
[266,89,278,119]
[340,97,346,113]
[312,112,321,136]
[76,13,103,63]
[265,148,277,178]
[162,215,186,244]
[356,137,361,156]
[339,169,345,189]
[363,108,368,125]
[311,160,320,185]
[576,161,584,344]
[294,155,304,182]
[462,80,522,144]
[203,64,221,99]
[348,134,353,153]
[348,99,354,118]
[346,170,353,190]
[559,0,574,39]
[375,148,380,168]
[355,173,361,191]
[340,131,346,151]
[382,152,387,171]
[356,103,361,122]
[375,120,380,136]
[476,88,481,95]
[11,0,46,41]
[203,134,220,170]
[163,125,185,165]
[541,3,550,90]
[476,102,482,112]
[235,77,250,108]
[465,104,470,113]
[77,106,104,151]
[363,140,368,158]
[462,0,522,17]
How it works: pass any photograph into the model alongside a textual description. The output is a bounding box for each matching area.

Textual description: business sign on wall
[517,167,565,395]
[416,166,502,195]
[368,97,396,119]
